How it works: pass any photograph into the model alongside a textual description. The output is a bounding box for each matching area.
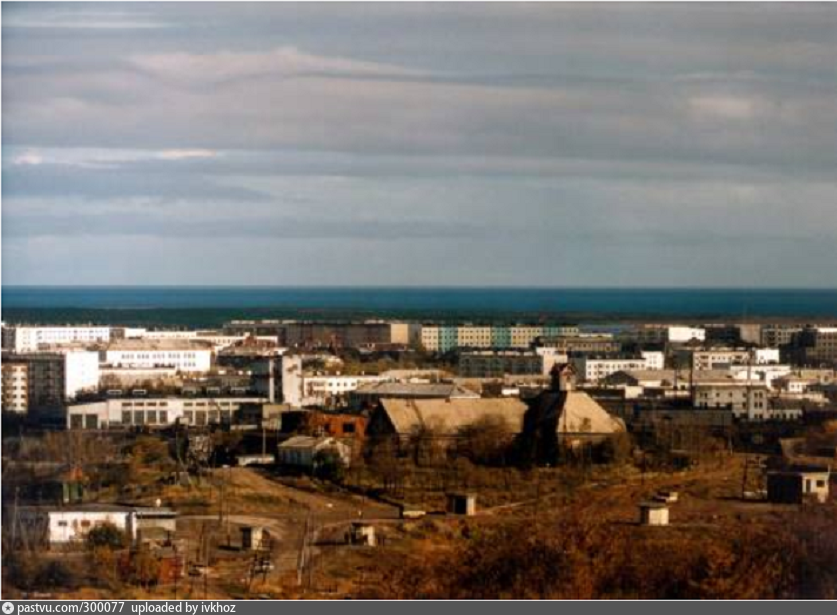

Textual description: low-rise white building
[688,348,780,371]
[276,435,352,470]
[66,395,267,429]
[693,381,769,418]
[139,330,279,352]
[641,351,665,371]
[104,339,213,373]
[281,355,387,408]
[572,355,663,383]
[18,505,177,547]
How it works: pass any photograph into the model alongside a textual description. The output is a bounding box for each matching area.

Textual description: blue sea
[2,287,836,326]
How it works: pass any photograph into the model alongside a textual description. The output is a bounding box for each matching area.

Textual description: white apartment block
[572,355,662,383]
[66,396,267,429]
[4,326,111,352]
[691,348,780,371]
[692,382,769,416]
[104,340,213,373]
[62,350,101,400]
[729,364,792,389]
[641,351,665,371]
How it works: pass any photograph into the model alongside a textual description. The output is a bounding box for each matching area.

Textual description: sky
[2,1,836,287]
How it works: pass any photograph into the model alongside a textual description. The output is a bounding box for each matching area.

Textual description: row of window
[121,401,169,408]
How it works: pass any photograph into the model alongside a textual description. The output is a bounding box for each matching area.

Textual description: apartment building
[536,335,621,355]
[682,348,781,371]
[458,350,546,378]
[762,324,805,348]
[457,326,493,349]
[692,382,769,416]
[631,325,706,345]
[787,327,837,366]
[420,324,579,352]
[2,350,100,410]
[3,325,111,352]
[2,362,29,412]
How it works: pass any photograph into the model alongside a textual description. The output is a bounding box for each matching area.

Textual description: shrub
[314,448,347,483]
[35,559,81,590]
[86,522,126,550]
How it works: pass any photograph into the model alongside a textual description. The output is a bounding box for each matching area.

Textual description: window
[817,480,826,488]
[343,422,356,434]
[122,411,131,424]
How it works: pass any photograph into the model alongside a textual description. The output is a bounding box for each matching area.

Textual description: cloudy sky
[2,2,836,287]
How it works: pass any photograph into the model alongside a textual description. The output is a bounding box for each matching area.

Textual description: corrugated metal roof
[379,398,528,435]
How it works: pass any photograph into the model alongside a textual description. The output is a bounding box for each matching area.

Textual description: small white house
[639,501,670,526]
[276,435,351,470]
[18,504,177,547]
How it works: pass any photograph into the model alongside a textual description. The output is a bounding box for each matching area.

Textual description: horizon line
[3,285,837,292]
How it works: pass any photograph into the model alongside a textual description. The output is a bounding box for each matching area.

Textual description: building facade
[66,395,267,429]
[3,326,111,352]
[2,361,29,412]
[104,340,213,372]
[459,350,545,378]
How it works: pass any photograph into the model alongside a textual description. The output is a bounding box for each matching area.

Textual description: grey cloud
[1,162,272,202]
[2,2,836,287]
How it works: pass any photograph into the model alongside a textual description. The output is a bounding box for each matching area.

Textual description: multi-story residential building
[787,327,837,366]
[458,350,546,378]
[103,340,213,373]
[2,361,29,412]
[536,335,622,355]
[630,325,706,345]
[2,350,100,410]
[139,330,280,352]
[3,325,111,352]
[692,382,769,417]
[66,395,267,429]
[223,320,406,348]
[420,326,439,352]
[641,351,665,371]
[682,348,781,371]
[704,324,745,345]
[420,324,579,352]
[509,326,545,349]
[390,323,421,346]
[457,326,493,349]
[761,324,805,348]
